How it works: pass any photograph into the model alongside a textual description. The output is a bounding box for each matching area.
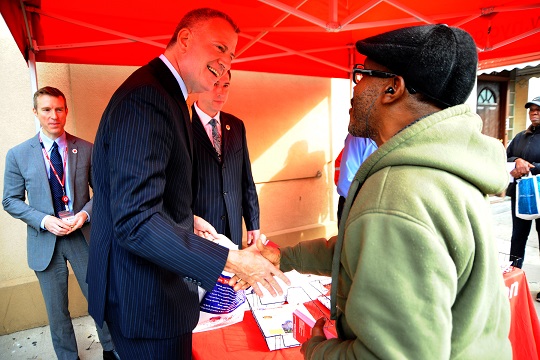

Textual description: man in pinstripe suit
[87,8,289,359]
[192,70,260,248]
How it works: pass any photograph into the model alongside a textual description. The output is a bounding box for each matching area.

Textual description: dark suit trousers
[106,318,192,360]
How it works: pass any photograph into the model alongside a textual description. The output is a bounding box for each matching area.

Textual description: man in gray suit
[2,87,118,360]
[192,70,260,248]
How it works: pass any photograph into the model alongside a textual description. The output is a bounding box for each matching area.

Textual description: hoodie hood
[356,104,509,195]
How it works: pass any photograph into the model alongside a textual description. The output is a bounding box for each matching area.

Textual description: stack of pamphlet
[246,270,336,351]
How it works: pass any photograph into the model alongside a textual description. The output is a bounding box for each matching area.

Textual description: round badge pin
[226,125,231,130]
[62,195,69,203]
[72,149,78,154]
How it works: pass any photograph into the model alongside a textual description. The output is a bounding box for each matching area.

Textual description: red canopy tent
[1,0,540,79]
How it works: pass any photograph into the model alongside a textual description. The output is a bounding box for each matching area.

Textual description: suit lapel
[66,133,77,203]
[192,107,221,163]
[148,58,193,156]
[221,114,232,162]
[31,134,53,199]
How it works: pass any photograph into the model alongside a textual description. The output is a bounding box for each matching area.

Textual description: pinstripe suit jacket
[87,57,230,339]
[192,109,259,247]
[3,133,92,271]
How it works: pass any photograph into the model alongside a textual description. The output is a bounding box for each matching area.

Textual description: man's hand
[224,237,290,297]
[257,234,280,267]
[311,317,327,338]
[194,215,218,240]
[44,215,72,236]
[511,158,535,179]
[64,211,87,234]
[230,235,281,291]
[246,229,260,245]
[300,318,327,355]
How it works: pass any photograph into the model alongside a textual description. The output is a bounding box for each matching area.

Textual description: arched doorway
[476,78,509,145]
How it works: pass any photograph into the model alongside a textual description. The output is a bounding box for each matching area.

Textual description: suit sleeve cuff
[40,215,50,230]
[81,210,90,222]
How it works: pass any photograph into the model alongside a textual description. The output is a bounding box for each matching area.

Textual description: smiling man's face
[182,17,238,94]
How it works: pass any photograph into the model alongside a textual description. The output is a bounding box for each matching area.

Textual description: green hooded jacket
[281,104,512,359]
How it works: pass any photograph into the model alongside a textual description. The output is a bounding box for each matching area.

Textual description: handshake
[193,215,290,298]
[225,233,290,297]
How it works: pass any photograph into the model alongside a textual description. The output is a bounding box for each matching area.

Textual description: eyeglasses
[352,64,398,84]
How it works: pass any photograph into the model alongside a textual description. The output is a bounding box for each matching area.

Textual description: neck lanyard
[39,135,68,203]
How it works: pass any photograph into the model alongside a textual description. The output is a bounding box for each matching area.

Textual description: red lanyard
[39,135,68,195]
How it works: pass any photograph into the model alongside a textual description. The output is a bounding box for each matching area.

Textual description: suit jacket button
[197,281,202,286]
[221,215,226,220]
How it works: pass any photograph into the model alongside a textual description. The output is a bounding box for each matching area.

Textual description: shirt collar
[525,124,540,135]
[159,54,188,100]
[39,129,67,152]
[193,101,220,126]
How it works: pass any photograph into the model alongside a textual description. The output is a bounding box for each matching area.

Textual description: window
[478,88,497,105]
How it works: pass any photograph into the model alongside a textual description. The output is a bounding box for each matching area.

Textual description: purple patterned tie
[209,119,222,161]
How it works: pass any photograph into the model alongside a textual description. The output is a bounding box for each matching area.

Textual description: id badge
[58,210,75,224]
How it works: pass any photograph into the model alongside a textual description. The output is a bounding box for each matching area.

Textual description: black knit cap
[356,24,478,108]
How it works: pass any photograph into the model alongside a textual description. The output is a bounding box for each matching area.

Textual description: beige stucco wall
[0,17,56,334]
[52,65,350,244]
[514,74,540,132]
[515,76,531,132]
[0,15,349,334]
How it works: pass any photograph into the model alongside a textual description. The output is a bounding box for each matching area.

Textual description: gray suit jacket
[3,132,93,271]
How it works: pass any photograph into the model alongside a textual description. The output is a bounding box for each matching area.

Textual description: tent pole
[28,50,39,133]
[348,46,354,99]
[237,0,307,57]
[259,0,326,28]
[20,0,39,132]
[25,7,166,49]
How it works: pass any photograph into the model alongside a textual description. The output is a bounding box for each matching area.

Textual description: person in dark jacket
[507,96,540,285]
[191,70,260,248]
[87,9,288,359]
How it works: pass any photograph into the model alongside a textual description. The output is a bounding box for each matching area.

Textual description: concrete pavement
[1,196,539,359]
[491,196,540,313]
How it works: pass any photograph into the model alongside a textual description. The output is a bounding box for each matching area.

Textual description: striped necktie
[209,118,222,161]
[49,141,65,216]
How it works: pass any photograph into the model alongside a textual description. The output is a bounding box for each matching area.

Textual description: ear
[176,28,192,52]
[381,76,406,104]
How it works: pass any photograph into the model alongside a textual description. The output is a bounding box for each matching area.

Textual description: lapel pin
[226,125,231,130]
[72,149,77,154]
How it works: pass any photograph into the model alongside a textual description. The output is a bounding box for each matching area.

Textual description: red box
[293,306,337,343]
[292,309,313,343]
